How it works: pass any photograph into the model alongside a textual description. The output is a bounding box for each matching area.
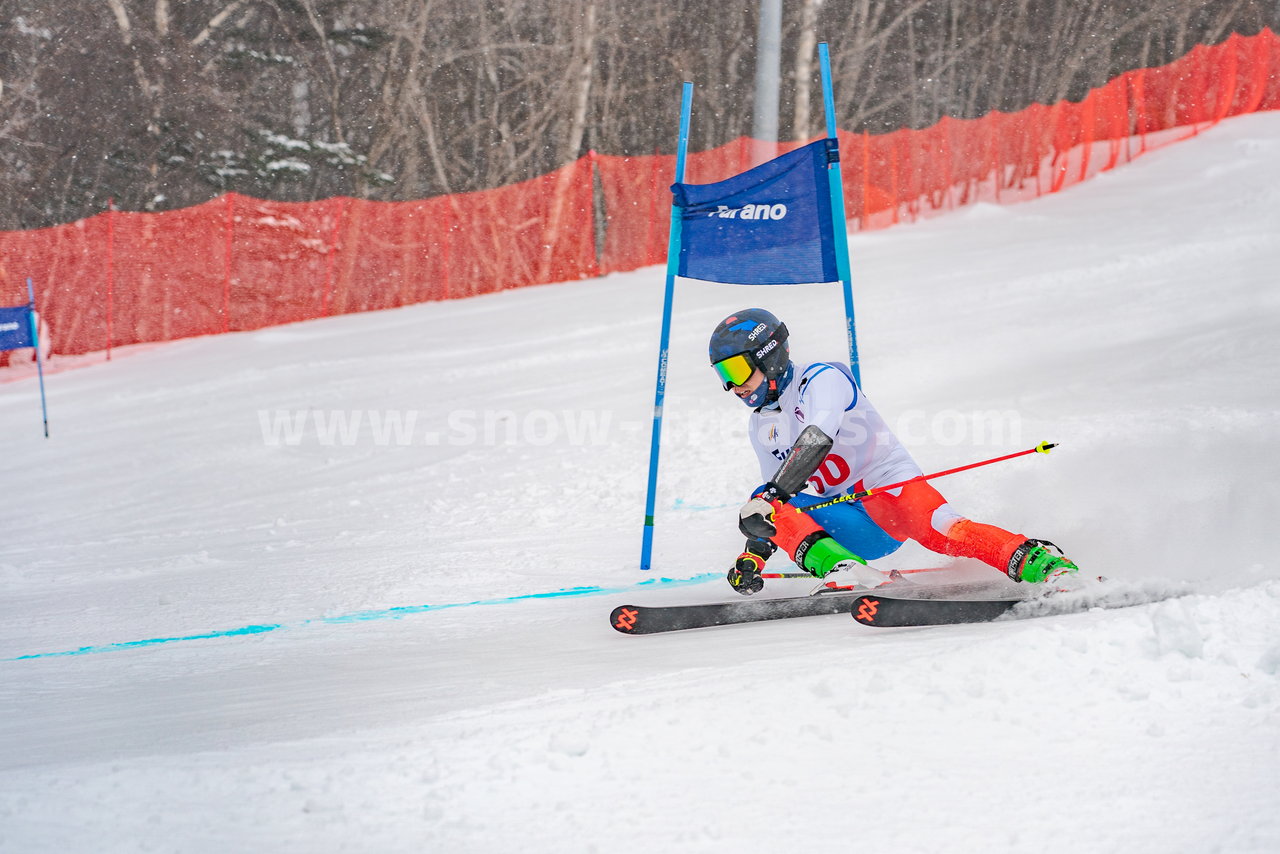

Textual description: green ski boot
[1007,539,1078,583]
[796,533,867,579]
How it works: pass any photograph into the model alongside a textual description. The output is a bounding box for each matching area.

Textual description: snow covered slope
[2,113,1279,853]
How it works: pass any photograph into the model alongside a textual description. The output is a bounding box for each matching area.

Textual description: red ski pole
[760,567,947,579]
[801,440,1058,512]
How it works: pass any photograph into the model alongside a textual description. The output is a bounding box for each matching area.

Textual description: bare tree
[792,0,823,141]
[0,0,1274,228]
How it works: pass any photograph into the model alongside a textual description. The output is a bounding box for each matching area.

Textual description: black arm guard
[769,425,834,499]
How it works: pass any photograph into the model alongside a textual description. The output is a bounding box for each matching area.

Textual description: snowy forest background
[1,0,1276,230]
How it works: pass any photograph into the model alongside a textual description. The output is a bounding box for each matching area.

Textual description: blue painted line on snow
[672,497,736,512]
[5,573,718,661]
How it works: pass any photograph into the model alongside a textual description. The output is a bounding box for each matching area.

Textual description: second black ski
[850,593,1026,627]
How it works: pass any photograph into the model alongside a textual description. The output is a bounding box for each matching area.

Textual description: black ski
[610,591,864,635]
[850,593,1026,627]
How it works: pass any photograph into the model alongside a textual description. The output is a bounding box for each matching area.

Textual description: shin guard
[766,500,825,559]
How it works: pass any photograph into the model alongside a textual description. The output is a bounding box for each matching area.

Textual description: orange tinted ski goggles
[713,353,754,389]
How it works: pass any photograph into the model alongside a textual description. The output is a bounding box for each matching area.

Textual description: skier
[709,308,1078,595]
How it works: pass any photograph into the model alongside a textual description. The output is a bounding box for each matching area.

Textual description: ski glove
[738,482,791,539]
[727,551,766,596]
[754,481,791,503]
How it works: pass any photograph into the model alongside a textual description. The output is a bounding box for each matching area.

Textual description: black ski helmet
[708,308,793,408]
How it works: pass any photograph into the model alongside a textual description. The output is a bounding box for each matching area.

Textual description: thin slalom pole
[819,43,861,387]
[802,441,1058,512]
[640,81,694,571]
[761,566,949,580]
[27,278,49,438]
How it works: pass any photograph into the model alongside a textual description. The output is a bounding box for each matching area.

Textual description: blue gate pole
[819,43,861,387]
[27,277,49,438]
[640,81,694,570]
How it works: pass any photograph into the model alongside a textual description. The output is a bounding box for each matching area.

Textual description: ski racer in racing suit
[710,308,1078,595]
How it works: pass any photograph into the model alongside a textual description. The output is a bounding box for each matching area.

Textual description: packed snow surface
[2,113,1279,853]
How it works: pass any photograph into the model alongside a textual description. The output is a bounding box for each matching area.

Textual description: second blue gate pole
[819,43,861,388]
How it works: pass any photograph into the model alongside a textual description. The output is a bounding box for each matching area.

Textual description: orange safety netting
[598,29,1280,269]
[0,158,597,357]
[1,30,1277,357]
